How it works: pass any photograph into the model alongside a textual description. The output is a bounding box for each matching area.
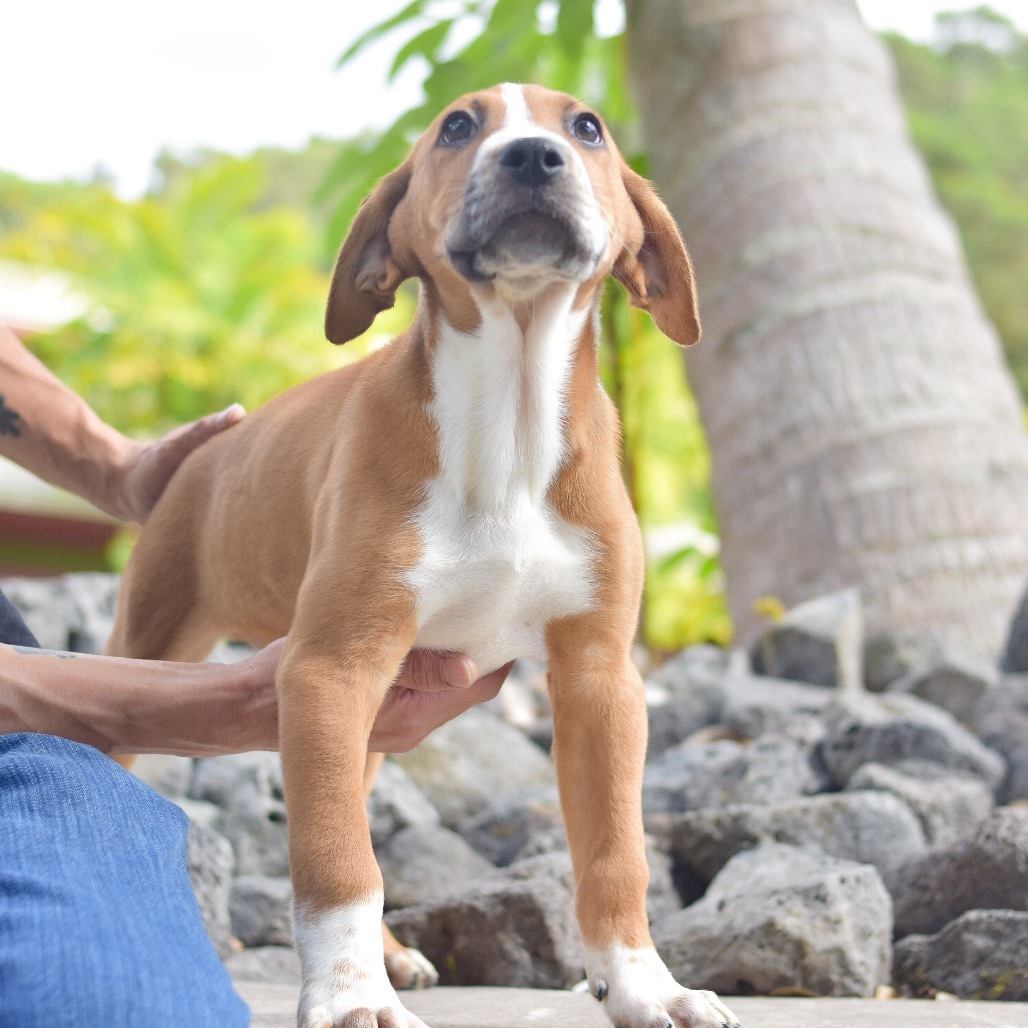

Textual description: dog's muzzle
[446,136,604,285]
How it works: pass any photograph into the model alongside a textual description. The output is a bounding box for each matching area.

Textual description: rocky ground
[5,575,1028,1002]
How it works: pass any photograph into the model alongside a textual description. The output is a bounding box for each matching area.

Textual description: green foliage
[156,137,345,245]
[884,7,1028,395]
[599,286,728,649]
[0,155,393,436]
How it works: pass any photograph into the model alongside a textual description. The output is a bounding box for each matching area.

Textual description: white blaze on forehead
[475,81,568,165]
[500,81,534,130]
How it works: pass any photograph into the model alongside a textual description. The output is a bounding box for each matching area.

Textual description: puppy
[108,83,739,1028]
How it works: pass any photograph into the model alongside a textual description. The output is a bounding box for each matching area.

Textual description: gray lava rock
[646,843,680,926]
[224,945,301,985]
[385,853,581,989]
[644,647,734,758]
[3,572,118,652]
[189,752,289,876]
[214,781,289,877]
[392,707,556,828]
[643,740,740,815]
[172,796,222,830]
[186,818,236,959]
[974,678,1028,804]
[643,736,822,815]
[666,789,926,890]
[863,632,947,693]
[190,752,284,808]
[229,875,294,947]
[1002,581,1028,673]
[366,759,441,848]
[886,805,1028,939]
[890,655,999,726]
[653,843,892,997]
[750,589,863,691]
[377,823,495,910]
[510,822,570,863]
[846,761,994,847]
[131,754,195,799]
[716,675,835,745]
[645,693,720,761]
[649,644,742,697]
[646,649,836,757]
[816,692,1006,790]
[894,909,1028,1000]
[458,785,564,866]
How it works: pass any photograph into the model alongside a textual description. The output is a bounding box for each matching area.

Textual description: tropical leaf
[336,0,431,66]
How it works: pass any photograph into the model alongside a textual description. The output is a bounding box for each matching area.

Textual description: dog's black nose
[499,137,566,188]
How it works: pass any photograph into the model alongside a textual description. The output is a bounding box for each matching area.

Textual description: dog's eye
[571,113,603,146]
[440,111,476,146]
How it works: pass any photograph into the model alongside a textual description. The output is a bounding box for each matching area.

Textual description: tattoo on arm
[9,645,75,660]
[0,395,22,437]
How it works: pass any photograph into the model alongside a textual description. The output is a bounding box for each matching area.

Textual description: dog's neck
[419,281,596,510]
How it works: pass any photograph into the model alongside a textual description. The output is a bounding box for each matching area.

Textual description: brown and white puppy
[107,84,739,1028]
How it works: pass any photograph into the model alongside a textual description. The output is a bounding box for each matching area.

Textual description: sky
[2,0,1027,198]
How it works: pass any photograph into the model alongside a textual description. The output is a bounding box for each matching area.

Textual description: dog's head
[325,83,699,347]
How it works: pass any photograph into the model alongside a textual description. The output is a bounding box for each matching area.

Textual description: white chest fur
[404,291,597,673]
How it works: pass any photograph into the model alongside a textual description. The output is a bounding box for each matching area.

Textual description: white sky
[2,0,1026,198]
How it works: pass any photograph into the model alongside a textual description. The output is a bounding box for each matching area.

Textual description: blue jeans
[0,593,249,1026]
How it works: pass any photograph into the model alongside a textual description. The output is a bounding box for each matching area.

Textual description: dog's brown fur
[107,85,740,1028]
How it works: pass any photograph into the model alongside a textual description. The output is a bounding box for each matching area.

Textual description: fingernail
[221,403,246,421]
[441,655,474,688]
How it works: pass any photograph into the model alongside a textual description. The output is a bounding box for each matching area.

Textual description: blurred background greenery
[1,4,1025,653]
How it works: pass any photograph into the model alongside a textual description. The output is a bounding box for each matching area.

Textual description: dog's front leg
[547,615,739,1028]
[278,625,429,1028]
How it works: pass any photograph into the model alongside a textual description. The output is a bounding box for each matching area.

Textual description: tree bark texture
[627,0,1028,656]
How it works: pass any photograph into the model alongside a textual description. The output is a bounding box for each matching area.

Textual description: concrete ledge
[238,984,1028,1027]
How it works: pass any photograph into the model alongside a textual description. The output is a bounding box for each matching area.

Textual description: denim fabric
[0,589,40,649]
[0,590,249,1026]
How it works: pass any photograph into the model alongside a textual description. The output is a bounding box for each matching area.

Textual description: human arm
[0,323,243,523]
[0,641,508,758]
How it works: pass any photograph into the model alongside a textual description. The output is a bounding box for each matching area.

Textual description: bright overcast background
[2,0,1026,198]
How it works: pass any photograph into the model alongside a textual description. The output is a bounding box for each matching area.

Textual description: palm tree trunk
[626,0,1028,656]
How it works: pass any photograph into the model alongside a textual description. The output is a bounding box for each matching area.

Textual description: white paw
[299,986,429,1028]
[295,897,433,1028]
[585,945,740,1028]
[298,954,431,1028]
[385,944,439,990]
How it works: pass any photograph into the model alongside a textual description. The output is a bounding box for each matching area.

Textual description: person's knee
[0,734,249,1027]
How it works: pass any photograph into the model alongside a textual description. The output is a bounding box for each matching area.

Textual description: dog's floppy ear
[614,165,701,347]
[325,160,415,345]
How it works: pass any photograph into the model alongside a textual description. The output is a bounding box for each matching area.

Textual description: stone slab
[239,984,1028,1028]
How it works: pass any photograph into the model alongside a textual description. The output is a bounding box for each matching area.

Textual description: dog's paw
[385,944,439,990]
[586,945,740,1028]
[299,979,431,1028]
[296,899,434,1027]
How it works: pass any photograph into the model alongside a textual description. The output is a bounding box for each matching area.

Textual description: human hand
[234,642,509,755]
[108,404,246,524]
[371,653,511,752]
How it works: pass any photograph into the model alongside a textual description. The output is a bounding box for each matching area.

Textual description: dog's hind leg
[105,532,221,770]
[364,751,441,990]
[106,504,222,663]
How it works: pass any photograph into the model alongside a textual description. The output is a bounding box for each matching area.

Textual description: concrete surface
[239,984,1028,1028]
